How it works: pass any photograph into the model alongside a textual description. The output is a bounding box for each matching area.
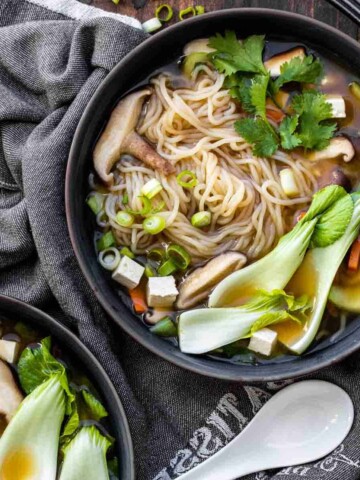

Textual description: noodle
[95,65,317,263]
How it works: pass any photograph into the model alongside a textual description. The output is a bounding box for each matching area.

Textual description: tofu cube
[280,168,300,198]
[326,95,346,118]
[0,340,20,363]
[112,256,144,289]
[265,47,305,77]
[248,328,278,356]
[147,276,179,308]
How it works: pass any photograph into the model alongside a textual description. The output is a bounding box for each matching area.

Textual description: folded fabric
[1,1,360,480]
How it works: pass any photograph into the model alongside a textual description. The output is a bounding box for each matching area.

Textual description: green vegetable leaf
[81,390,108,421]
[209,32,267,76]
[180,289,311,354]
[228,75,255,114]
[272,55,324,92]
[18,336,75,414]
[250,74,270,118]
[291,90,337,150]
[279,115,302,150]
[235,117,279,157]
[62,403,80,438]
[18,337,64,394]
[302,185,347,222]
[311,193,354,248]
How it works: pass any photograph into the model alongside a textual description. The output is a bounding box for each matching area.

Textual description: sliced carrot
[129,285,148,313]
[266,107,285,123]
[348,237,360,272]
[296,211,306,222]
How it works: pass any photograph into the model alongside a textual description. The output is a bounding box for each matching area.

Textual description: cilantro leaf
[229,74,269,118]
[291,90,337,150]
[272,55,324,93]
[250,74,270,118]
[279,115,302,149]
[235,118,279,157]
[227,75,255,114]
[209,32,267,76]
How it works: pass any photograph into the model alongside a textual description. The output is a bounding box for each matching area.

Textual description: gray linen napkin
[0,1,360,479]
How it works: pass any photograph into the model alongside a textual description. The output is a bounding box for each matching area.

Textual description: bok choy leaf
[179,290,310,354]
[209,185,351,307]
[283,194,360,354]
[0,375,66,480]
[59,426,111,480]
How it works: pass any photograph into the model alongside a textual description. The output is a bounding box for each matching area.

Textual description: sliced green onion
[176,170,198,189]
[167,244,191,269]
[191,211,211,228]
[112,0,120,4]
[143,215,166,235]
[98,248,120,271]
[155,4,173,22]
[349,82,360,101]
[183,52,208,77]
[141,179,163,199]
[148,247,166,262]
[122,193,129,205]
[195,5,205,14]
[158,259,177,276]
[96,231,115,251]
[142,17,162,33]
[145,264,156,278]
[116,211,134,228]
[179,6,196,20]
[127,196,151,216]
[96,210,108,228]
[150,317,178,337]
[120,247,135,259]
[86,193,104,215]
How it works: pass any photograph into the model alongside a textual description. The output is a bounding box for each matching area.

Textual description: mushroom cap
[93,88,152,185]
[307,137,355,163]
[176,252,247,310]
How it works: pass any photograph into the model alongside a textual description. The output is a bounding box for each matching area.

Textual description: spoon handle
[178,438,257,480]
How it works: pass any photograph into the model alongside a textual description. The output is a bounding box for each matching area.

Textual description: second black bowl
[0,294,134,479]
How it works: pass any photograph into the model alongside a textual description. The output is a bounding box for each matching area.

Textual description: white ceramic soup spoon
[179,380,354,480]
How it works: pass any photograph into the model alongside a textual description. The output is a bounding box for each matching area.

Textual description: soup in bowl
[66,9,360,381]
[0,294,134,479]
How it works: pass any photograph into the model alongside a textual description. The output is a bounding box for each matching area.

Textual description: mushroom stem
[94,88,175,185]
[0,360,23,424]
[123,131,175,176]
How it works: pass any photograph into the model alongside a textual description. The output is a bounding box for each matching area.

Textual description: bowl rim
[0,294,135,479]
[66,7,360,382]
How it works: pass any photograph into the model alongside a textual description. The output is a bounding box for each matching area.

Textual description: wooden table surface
[88,0,360,40]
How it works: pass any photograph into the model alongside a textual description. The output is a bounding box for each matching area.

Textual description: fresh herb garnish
[208,32,267,76]
[272,55,324,93]
[235,117,279,157]
[207,31,337,157]
[286,90,337,150]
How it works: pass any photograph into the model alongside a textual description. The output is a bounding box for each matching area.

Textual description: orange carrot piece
[129,285,148,313]
[296,211,306,222]
[348,237,360,272]
[266,107,285,123]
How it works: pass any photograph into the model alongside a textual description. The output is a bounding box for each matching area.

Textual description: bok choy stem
[59,426,111,480]
[0,375,65,480]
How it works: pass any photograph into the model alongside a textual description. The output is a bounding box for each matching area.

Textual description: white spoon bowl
[179,380,354,480]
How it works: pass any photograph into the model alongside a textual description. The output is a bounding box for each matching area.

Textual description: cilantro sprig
[207,31,336,158]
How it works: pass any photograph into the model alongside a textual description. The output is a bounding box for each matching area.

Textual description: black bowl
[66,8,360,382]
[0,294,134,479]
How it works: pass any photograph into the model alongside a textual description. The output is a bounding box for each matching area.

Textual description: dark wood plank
[86,0,359,38]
